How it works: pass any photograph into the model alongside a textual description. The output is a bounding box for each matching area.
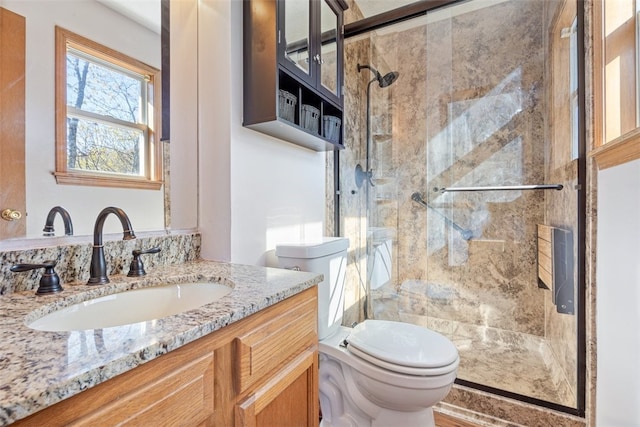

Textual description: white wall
[3,0,325,260]
[2,0,164,237]
[596,158,640,426]
[169,0,199,232]
[195,0,327,265]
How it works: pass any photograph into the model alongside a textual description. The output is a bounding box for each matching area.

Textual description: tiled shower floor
[399,314,576,407]
[451,333,574,406]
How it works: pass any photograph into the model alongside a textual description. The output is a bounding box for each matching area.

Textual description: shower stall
[328,0,584,415]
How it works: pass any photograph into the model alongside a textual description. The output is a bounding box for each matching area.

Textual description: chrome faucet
[88,207,136,285]
[42,206,74,236]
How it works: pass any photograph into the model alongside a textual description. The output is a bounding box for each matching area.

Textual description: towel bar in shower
[436,184,564,193]
[410,192,473,240]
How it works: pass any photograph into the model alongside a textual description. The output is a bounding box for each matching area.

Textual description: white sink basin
[28,281,233,331]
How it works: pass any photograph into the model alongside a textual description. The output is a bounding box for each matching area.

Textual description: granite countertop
[0,260,321,425]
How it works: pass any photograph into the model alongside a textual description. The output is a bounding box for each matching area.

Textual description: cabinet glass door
[283,0,311,77]
[319,0,339,99]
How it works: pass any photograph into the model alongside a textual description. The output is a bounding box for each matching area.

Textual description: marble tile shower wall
[326,0,370,327]
[0,233,201,295]
[368,0,548,334]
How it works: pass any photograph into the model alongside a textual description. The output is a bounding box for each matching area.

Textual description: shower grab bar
[410,192,473,241]
[436,184,563,193]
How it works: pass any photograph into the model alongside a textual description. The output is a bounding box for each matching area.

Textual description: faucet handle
[127,247,161,277]
[10,260,63,295]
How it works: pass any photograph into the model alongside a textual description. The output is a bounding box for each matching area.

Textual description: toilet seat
[320,325,458,390]
[347,345,459,376]
[346,320,459,375]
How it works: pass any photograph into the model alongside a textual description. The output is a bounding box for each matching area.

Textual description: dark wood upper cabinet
[243,0,347,151]
[160,0,170,142]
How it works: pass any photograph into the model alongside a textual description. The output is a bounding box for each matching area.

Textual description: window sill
[589,128,640,170]
[54,172,163,190]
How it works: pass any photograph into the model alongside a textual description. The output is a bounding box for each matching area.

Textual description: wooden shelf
[246,118,343,152]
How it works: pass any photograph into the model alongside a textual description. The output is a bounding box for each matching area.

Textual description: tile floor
[399,313,576,407]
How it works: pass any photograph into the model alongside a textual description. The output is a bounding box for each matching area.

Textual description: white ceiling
[95,0,492,38]
[97,0,423,35]
[97,0,160,34]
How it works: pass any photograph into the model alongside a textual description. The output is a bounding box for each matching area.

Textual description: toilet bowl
[319,321,459,427]
[275,238,459,427]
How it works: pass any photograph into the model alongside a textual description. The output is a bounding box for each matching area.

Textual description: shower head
[379,71,399,88]
[357,63,399,88]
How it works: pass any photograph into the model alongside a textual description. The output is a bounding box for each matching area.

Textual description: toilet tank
[275,237,349,340]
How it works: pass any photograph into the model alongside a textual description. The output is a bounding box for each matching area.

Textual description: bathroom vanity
[0,261,321,426]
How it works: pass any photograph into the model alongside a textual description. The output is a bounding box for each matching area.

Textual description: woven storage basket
[301,104,320,134]
[278,90,297,123]
[323,115,341,143]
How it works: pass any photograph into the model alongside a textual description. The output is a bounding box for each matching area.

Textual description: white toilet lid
[346,344,459,376]
[346,320,459,369]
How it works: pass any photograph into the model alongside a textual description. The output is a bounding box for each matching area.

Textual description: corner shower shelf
[372,133,393,144]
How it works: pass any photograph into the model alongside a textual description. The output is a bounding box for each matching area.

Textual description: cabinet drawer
[235,295,317,393]
[15,348,215,427]
[76,352,215,426]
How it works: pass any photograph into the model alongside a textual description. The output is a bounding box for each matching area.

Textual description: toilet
[276,237,459,427]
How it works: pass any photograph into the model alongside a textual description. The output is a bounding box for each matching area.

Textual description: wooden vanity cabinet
[234,292,318,426]
[14,287,319,427]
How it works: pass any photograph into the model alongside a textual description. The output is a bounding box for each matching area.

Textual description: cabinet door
[0,7,26,240]
[235,348,319,427]
[278,0,314,86]
[317,0,343,104]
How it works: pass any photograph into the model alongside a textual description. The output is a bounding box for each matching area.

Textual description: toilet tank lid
[275,237,349,259]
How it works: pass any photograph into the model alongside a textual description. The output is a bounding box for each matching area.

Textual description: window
[55,27,162,189]
[591,0,640,169]
[602,0,635,143]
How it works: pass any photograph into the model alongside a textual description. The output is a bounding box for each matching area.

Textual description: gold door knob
[1,209,23,221]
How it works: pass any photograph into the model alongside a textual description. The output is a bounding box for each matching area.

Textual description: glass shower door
[339,0,582,412]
